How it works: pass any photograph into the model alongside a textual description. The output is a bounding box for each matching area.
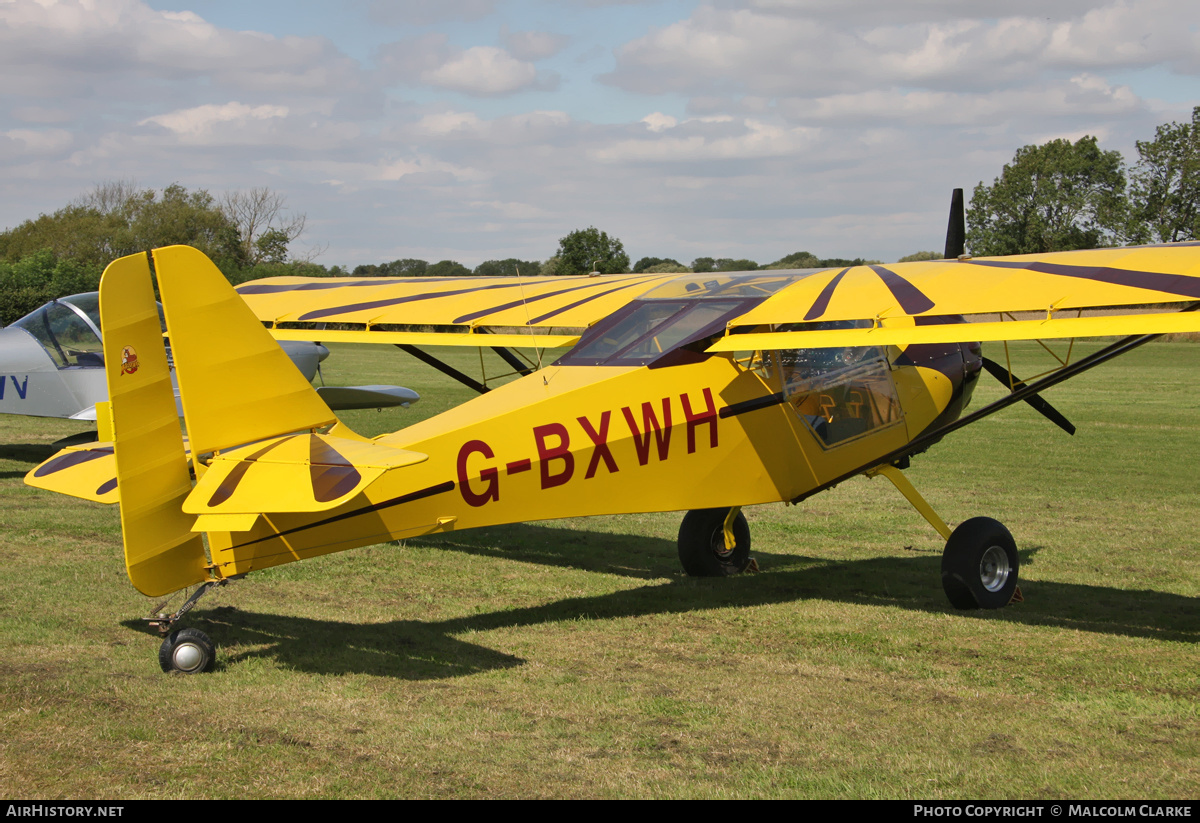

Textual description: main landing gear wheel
[941,517,1019,610]
[159,628,216,674]
[678,508,752,577]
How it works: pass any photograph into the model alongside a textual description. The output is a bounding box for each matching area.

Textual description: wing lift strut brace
[396,336,536,395]
[794,313,1198,536]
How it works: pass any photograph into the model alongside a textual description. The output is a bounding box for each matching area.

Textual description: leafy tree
[0,251,102,325]
[633,256,681,273]
[716,258,758,271]
[473,258,541,277]
[1128,106,1200,243]
[765,251,821,269]
[555,227,629,276]
[966,136,1128,255]
[643,261,691,273]
[352,259,428,277]
[691,257,759,272]
[426,260,471,278]
[897,251,942,262]
[253,228,291,265]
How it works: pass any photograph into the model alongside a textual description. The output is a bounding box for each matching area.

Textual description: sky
[2,0,1198,270]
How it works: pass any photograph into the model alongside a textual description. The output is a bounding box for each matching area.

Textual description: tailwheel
[159,628,216,674]
[678,507,752,576]
[941,517,1020,610]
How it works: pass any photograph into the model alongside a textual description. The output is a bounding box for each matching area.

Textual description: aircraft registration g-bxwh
[24,233,1200,673]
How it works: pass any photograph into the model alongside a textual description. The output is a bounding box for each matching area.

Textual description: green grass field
[0,341,1196,799]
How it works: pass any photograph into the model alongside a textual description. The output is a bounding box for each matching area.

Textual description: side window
[776,347,901,447]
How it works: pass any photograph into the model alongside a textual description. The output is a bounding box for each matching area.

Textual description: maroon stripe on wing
[965,259,1200,299]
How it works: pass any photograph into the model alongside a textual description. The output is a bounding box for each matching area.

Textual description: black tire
[941,517,1019,610]
[159,628,216,674]
[677,508,751,576]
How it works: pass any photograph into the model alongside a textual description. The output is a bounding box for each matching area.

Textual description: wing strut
[396,344,490,394]
[793,315,1197,504]
[980,357,1076,435]
[477,328,537,378]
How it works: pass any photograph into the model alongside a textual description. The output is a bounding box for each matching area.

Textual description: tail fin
[151,245,337,457]
[99,252,208,596]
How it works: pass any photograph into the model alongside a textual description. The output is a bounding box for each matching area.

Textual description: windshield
[12,294,104,368]
[559,299,747,366]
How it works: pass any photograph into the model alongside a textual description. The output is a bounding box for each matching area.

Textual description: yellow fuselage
[207,348,971,579]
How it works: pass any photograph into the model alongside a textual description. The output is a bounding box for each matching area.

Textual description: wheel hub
[173,643,205,672]
[979,546,1011,592]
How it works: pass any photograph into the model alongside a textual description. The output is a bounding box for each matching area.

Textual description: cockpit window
[558,298,748,366]
[61,293,102,331]
[11,293,105,369]
[772,321,902,448]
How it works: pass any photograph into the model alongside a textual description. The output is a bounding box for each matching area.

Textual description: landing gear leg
[147,580,226,674]
[868,465,1020,609]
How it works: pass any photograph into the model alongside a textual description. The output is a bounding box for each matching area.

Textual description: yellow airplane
[25,232,1200,673]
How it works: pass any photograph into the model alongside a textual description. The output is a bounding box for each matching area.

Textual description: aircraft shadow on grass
[122,521,1197,680]
[0,443,62,479]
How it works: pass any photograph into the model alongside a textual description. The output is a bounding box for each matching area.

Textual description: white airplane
[0,291,419,421]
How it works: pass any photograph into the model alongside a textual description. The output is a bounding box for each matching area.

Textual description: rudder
[100,253,209,596]
[151,245,337,457]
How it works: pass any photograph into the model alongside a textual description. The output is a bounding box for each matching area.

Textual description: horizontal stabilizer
[184,432,427,517]
[25,442,119,504]
[317,384,421,410]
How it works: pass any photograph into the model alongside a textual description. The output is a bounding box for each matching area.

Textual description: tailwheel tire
[159,628,216,674]
[941,517,1019,610]
[678,508,751,577]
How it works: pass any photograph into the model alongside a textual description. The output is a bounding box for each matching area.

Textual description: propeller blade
[944,188,965,259]
[981,356,1076,435]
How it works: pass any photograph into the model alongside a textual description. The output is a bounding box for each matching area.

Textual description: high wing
[237,271,675,349]
[706,244,1200,351]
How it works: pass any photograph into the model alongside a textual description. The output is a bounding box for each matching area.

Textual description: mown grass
[0,341,1196,799]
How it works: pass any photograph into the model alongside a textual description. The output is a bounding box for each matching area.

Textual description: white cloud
[0,0,360,96]
[366,0,495,26]
[379,36,554,96]
[140,103,289,135]
[422,47,540,96]
[415,111,487,137]
[1,128,74,157]
[603,2,1200,98]
[469,200,551,219]
[594,117,820,162]
[501,28,570,61]
[642,112,678,132]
